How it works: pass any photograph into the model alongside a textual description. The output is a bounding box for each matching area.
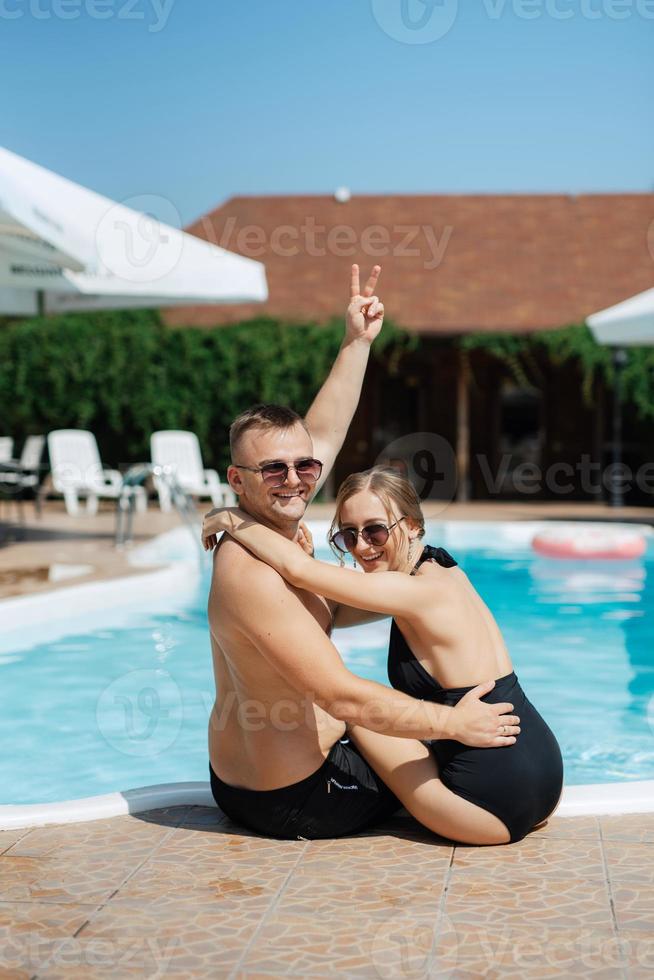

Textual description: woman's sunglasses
[234,458,323,488]
[330,517,406,555]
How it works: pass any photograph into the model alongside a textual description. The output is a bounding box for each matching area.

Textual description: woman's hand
[297,521,314,557]
[202,506,244,551]
[202,509,315,558]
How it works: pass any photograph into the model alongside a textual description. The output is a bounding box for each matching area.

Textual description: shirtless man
[207,265,519,840]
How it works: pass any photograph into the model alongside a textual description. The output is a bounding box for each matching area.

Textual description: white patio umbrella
[587,287,654,347]
[0,146,267,315]
[586,287,654,508]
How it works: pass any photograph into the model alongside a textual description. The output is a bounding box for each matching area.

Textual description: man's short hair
[229,404,310,461]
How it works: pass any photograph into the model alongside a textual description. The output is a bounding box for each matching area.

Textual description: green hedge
[3,312,654,475]
[460,324,654,417]
[0,308,414,471]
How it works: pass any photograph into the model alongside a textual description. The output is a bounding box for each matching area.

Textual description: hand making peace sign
[345,264,385,345]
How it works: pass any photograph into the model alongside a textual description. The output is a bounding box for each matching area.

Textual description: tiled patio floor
[2,807,653,978]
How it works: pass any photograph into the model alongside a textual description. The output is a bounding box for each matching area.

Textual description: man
[207,265,519,840]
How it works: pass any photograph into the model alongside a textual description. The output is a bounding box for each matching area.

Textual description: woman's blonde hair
[329,466,425,561]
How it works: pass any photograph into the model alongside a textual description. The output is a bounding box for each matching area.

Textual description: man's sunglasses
[234,458,323,488]
[330,517,406,555]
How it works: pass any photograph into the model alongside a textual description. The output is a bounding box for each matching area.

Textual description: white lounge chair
[0,434,44,490]
[19,434,45,474]
[0,438,14,463]
[47,429,147,517]
[151,430,235,511]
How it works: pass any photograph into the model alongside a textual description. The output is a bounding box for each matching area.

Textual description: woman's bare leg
[349,725,510,846]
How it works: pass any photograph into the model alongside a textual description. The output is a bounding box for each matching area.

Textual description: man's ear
[226,465,243,495]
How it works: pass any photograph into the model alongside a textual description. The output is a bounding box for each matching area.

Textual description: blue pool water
[2,524,654,805]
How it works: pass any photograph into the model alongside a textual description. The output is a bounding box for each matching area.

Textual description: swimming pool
[2,521,653,807]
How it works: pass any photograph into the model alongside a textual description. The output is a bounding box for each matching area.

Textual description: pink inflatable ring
[532,528,646,560]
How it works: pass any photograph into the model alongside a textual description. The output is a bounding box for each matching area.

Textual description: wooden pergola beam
[456,349,470,503]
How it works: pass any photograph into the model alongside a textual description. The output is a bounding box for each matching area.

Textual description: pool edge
[3,520,652,829]
[2,779,654,830]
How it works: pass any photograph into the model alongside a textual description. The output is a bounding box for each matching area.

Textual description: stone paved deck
[2,807,653,978]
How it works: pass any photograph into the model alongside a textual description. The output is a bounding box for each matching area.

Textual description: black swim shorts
[209,737,400,840]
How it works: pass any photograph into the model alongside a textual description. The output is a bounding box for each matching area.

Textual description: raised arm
[203,507,428,619]
[306,264,384,491]
[238,561,518,747]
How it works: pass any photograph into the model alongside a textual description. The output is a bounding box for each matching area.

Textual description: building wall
[330,342,652,507]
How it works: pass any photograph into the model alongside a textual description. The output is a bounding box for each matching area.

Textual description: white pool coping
[0,526,207,654]
[2,519,653,829]
[1,779,654,830]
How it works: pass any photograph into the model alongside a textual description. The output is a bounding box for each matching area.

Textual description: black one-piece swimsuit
[387,545,564,843]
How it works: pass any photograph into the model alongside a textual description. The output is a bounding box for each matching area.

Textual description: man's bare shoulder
[212,535,288,596]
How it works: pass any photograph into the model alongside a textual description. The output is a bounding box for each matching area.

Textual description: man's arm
[236,561,519,747]
[305,264,384,490]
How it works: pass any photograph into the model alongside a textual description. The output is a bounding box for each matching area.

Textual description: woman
[202,466,563,844]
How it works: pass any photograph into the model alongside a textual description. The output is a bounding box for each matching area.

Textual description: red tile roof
[164,194,654,334]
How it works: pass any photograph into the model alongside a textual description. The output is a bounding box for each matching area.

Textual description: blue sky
[2,0,653,224]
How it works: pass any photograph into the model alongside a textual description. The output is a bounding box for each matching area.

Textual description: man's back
[208,535,346,789]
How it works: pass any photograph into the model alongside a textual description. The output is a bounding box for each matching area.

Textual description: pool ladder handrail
[115,463,204,559]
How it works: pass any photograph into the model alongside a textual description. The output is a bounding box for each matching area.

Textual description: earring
[339,556,345,568]
[352,557,357,569]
